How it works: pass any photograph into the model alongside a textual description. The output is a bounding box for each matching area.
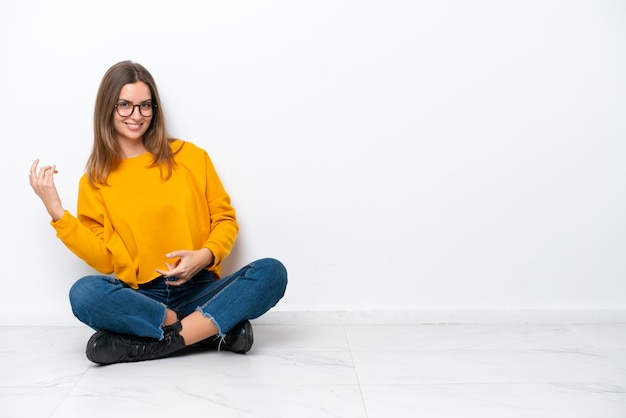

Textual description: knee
[255,258,288,295]
[69,276,93,304]
[69,275,113,318]
[69,276,92,318]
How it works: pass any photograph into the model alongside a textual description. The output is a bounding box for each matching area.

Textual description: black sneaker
[189,320,254,354]
[86,323,186,365]
[221,320,254,354]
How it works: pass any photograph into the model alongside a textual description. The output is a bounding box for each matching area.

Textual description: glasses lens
[138,102,154,117]
[115,101,154,117]
[116,102,133,117]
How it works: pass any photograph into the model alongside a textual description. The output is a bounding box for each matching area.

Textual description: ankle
[179,311,219,345]
[162,308,179,327]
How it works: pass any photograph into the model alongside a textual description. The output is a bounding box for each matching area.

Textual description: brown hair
[86,61,174,186]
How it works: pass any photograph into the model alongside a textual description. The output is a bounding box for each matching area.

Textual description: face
[113,81,153,146]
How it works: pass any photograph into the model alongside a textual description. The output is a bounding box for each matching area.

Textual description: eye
[117,101,132,108]
[140,102,153,109]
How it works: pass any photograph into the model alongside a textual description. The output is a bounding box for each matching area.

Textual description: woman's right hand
[29,159,65,221]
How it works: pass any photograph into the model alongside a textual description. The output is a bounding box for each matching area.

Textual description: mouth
[125,122,143,131]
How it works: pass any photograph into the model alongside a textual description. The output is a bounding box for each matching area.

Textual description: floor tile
[0,327,92,418]
[253,324,349,352]
[346,324,596,351]
[77,348,359,387]
[351,348,626,385]
[2,323,626,417]
[360,383,626,418]
[570,324,626,349]
[603,349,626,371]
[52,384,367,418]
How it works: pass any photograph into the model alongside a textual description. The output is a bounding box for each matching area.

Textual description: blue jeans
[69,258,287,340]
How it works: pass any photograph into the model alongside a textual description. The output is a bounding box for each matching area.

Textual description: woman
[29,61,287,365]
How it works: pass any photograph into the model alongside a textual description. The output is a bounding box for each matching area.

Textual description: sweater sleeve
[202,150,238,272]
[51,177,115,275]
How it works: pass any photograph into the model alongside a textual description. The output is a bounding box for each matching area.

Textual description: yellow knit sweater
[52,139,238,289]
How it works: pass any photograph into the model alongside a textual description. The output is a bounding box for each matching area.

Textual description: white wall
[1,0,625,325]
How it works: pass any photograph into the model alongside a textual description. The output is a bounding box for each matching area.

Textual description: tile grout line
[47,363,94,417]
[566,324,626,374]
[344,325,370,418]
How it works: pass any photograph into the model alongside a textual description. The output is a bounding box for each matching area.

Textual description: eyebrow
[117,98,152,103]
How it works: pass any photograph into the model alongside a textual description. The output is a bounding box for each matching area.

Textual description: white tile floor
[1,323,626,417]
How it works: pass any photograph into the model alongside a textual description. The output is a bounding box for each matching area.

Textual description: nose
[128,105,144,119]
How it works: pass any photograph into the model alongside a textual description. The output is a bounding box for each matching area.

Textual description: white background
[1,0,625,324]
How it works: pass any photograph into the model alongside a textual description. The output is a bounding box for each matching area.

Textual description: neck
[119,140,147,159]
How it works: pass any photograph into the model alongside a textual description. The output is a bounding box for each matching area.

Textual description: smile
[125,122,143,130]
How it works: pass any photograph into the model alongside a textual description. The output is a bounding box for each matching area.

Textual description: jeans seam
[195,265,252,336]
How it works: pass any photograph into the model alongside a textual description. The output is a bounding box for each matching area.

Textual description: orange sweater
[52,140,238,289]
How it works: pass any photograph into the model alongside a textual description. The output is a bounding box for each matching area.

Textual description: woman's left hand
[156,248,215,286]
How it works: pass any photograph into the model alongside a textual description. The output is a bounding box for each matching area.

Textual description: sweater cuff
[50,210,72,230]
[204,243,223,267]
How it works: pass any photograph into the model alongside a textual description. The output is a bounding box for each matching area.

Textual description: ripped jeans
[69,258,287,340]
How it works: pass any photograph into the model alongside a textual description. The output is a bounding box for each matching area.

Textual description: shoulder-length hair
[86,60,174,187]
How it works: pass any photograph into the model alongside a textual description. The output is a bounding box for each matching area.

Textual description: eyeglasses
[114,100,156,117]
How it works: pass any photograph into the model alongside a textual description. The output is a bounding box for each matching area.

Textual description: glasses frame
[114,100,157,117]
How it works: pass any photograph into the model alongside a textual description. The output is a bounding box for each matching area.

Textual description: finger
[29,159,41,186]
[36,165,55,181]
[155,271,183,285]
[43,165,58,177]
[29,159,40,176]
[165,277,190,287]
[165,250,189,258]
[156,264,184,278]
[166,266,185,277]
